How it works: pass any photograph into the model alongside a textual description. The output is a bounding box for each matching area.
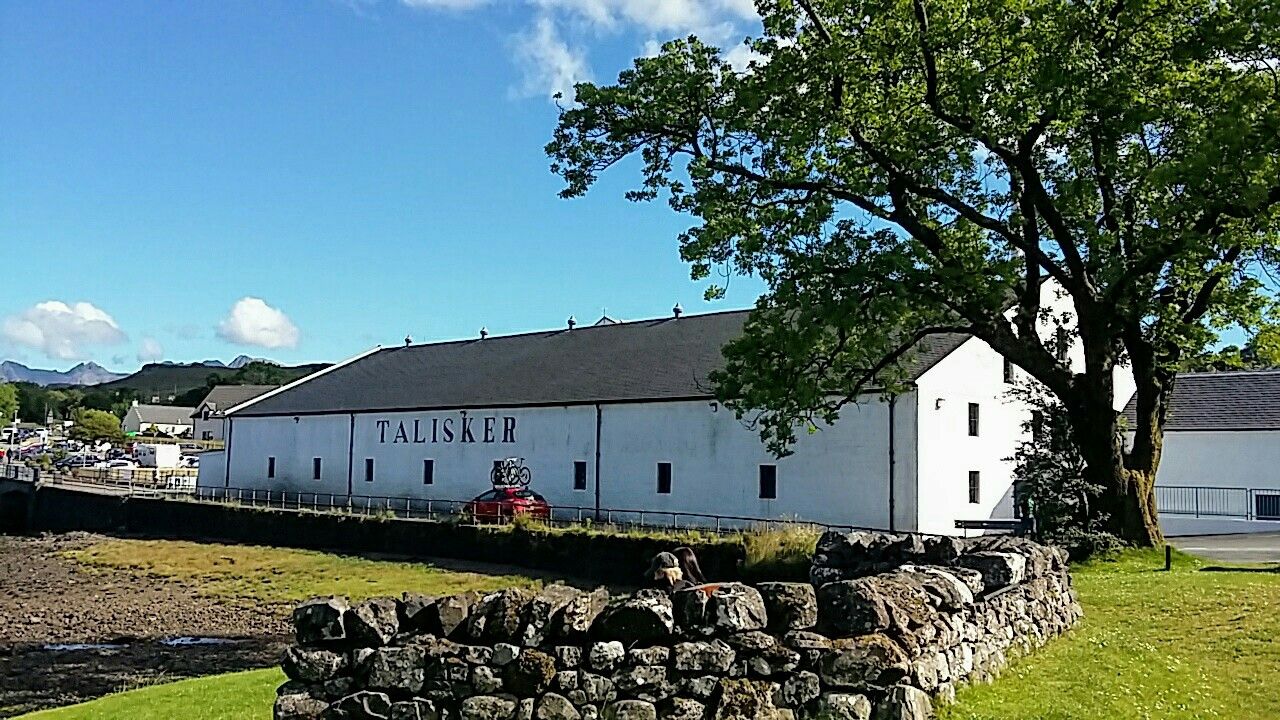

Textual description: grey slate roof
[192,385,279,418]
[235,310,971,417]
[129,404,197,426]
[1122,370,1280,431]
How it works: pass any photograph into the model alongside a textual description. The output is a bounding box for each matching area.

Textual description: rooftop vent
[404,335,412,347]
[673,302,683,319]
[480,327,488,340]
[567,315,577,331]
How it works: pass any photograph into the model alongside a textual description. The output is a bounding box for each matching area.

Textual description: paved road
[1172,532,1280,564]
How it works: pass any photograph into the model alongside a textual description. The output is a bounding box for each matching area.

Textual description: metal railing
[1156,485,1280,522]
[190,485,868,534]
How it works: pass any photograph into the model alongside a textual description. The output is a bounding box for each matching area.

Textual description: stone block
[293,597,348,645]
[756,582,818,631]
[592,590,674,642]
[460,695,518,720]
[282,647,348,684]
[346,598,402,648]
[872,685,932,720]
[819,635,911,690]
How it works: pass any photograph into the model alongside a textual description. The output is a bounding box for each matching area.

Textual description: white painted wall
[222,407,599,511]
[1155,430,1280,535]
[1031,280,1137,412]
[595,396,917,530]
[914,338,1028,535]
[216,395,923,530]
[196,450,226,488]
[194,410,224,442]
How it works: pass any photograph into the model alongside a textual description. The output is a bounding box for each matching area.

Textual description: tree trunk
[1069,396,1164,547]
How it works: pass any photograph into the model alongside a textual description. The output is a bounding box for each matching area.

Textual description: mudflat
[0,533,288,717]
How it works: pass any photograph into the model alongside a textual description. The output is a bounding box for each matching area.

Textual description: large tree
[549,0,1280,544]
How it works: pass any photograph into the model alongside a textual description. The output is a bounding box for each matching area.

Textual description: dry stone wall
[275,532,1081,720]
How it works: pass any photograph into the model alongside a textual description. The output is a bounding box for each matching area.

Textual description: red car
[463,487,551,522]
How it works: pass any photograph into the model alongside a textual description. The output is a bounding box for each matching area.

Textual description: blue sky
[0,0,765,371]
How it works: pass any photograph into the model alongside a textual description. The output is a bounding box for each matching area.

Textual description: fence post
[1194,488,1201,518]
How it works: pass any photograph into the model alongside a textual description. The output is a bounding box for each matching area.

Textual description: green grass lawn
[939,549,1280,720]
[63,538,539,603]
[26,548,1279,720]
[19,669,284,720]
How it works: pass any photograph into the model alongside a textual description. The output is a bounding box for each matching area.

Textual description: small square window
[968,471,981,504]
[657,462,672,494]
[423,459,435,485]
[267,457,276,479]
[1003,358,1015,384]
[968,403,980,437]
[312,457,322,481]
[759,465,777,499]
[364,458,375,483]
[573,461,588,491]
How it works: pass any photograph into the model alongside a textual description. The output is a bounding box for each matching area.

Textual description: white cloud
[401,0,761,101]
[512,15,591,101]
[137,337,165,363]
[723,42,765,73]
[533,0,756,34]
[1,301,127,361]
[216,297,301,350]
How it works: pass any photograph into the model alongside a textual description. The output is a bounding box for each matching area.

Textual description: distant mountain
[0,361,127,386]
[229,355,273,369]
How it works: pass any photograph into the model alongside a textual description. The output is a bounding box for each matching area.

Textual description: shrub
[1010,385,1122,560]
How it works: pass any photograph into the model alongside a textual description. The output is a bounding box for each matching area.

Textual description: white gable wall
[914,338,1027,535]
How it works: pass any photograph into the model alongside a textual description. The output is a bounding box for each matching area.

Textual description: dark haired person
[673,546,706,585]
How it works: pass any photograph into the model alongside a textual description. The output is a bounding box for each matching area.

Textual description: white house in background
[199,281,1130,535]
[1125,370,1280,536]
[122,402,195,437]
[191,385,278,442]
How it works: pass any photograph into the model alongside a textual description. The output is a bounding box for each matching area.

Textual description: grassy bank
[20,669,284,720]
[939,550,1280,720]
[64,538,539,603]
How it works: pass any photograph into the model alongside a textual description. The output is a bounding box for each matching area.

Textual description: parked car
[94,459,138,470]
[463,487,551,522]
[55,455,99,470]
[178,455,200,469]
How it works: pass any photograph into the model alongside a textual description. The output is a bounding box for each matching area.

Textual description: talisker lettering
[376,416,517,445]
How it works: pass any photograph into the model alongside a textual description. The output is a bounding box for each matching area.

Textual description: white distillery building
[199,304,1102,535]
[1127,370,1280,536]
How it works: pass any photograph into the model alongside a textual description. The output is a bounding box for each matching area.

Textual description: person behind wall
[646,546,707,593]
[673,546,706,585]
